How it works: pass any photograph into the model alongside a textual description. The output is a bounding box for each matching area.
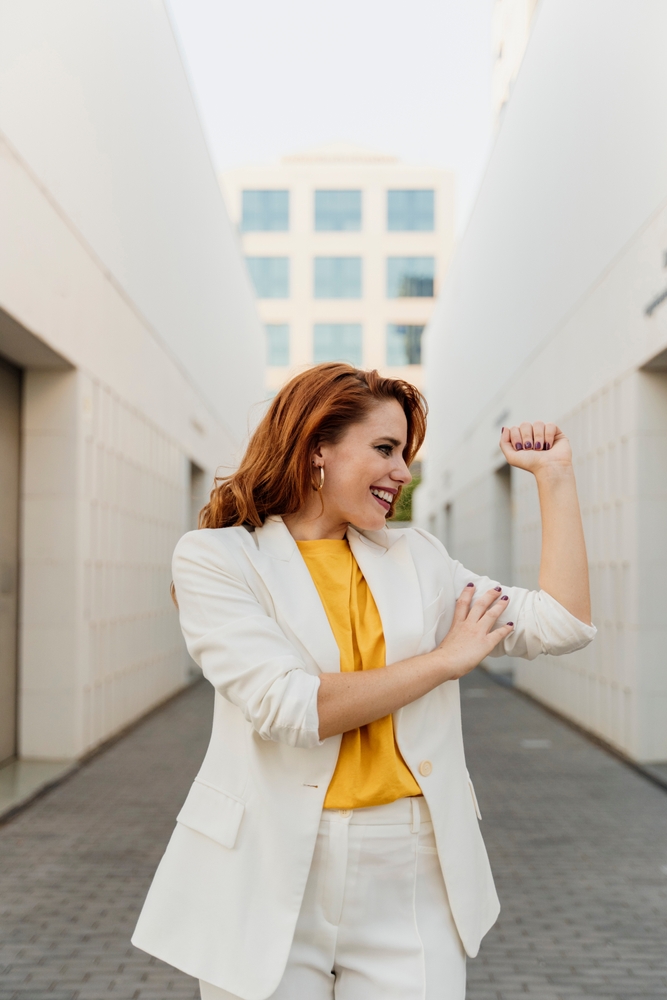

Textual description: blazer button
[418,760,433,777]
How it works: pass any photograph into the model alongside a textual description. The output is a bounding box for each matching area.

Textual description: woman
[132,363,595,1000]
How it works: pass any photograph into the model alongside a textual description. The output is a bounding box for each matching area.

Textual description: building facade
[221,144,454,395]
[416,0,667,766]
[0,1,264,780]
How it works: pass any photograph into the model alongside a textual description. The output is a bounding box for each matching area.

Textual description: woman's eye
[376,445,392,456]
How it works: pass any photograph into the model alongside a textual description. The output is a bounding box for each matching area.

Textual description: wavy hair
[199,362,427,529]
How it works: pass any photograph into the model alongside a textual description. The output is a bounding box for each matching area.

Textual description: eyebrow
[374,437,402,447]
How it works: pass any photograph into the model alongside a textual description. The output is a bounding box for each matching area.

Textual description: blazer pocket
[422,589,445,634]
[468,776,482,821]
[417,613,446,655]
[176,779,245,849]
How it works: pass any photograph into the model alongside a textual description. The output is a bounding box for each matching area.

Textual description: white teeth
[371,488,394,503]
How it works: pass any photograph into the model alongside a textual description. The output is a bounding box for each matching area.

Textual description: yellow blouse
[297,538,421,810]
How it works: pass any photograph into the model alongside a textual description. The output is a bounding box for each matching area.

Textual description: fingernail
[494,586,502,592]
[535,441,542,450]
[507,622,514,626]
[524,441,533,449]
[515,443,523,450]
[466,582,474,588]
[501,427,505,432]
[501,595,509,601]
[545,443,551,450]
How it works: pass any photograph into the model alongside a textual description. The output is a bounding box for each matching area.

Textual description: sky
[167,0,496,232]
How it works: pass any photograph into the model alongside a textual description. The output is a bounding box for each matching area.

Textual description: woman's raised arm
[500,423,591,625]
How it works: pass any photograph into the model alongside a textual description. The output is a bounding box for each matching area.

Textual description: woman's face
[315,399,412,532]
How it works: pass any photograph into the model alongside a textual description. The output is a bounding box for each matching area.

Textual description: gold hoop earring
[313,466,324,491]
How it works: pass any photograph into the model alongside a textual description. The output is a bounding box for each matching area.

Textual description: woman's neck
[283,503,349,541]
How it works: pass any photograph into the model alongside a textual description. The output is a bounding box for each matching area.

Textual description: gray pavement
[0,683,211,1000]
[461,671,667,1000]
[1,670,666,1000]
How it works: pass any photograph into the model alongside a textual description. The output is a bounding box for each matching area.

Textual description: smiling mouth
[370,487,395,511]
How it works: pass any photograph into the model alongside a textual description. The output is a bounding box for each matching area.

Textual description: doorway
[0,357,21,764]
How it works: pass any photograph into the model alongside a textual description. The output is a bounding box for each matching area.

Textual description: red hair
[200,363,427,529]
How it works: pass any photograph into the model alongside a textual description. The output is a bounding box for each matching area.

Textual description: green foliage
[390,476,421,522]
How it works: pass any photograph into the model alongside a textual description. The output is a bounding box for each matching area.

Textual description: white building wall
[417,0,667,763]
[0,2,265,761]
[0,0,262,443]
[491,0,540,124]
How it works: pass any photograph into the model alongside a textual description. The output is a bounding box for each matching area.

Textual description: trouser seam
[412,825,427,1000]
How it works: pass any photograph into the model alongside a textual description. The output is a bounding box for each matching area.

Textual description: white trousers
[200,796,466,1000]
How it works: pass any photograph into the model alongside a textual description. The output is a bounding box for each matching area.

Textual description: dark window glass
[313,324,362,366]
[266,324,290,366]
[246,257,289,298]
[386,324,424,365]
[315,190,362,231]
[387,190,435,231]
[314,257,362,298]
[386,257,434,298]
[241,190,289,231]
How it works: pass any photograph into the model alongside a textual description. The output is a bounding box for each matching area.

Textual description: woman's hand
[500,422,572,473]
[433,584,514,681]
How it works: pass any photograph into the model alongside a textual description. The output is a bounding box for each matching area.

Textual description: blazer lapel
[243,517,341,674]
[347,526,424,665]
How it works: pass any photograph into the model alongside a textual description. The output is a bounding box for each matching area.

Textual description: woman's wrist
[533,461,575,487]
[423,646,456,684]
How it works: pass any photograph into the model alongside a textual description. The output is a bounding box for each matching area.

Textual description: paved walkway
[1,671,666,1000]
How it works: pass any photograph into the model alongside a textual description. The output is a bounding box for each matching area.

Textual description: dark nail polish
[494,586,502,591]
[524,441,533,449]
[535,441,542,450]
[545,443,551,450]
[507,621,514,626]
[501,427,505,432]
[501,595,509,601]
[466,582,474,588]
[515,442,523,450]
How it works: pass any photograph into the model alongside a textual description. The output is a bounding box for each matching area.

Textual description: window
[246,257,289,298]
[314,257,362,298]
[387,190,435,231]
[386,257,434,298]
[313,324,362,366]
[241,190,289,231]
[315,190,362,231]
[386,324,424,365]
[266,324,290,366]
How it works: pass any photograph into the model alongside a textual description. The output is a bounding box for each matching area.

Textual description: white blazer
[132,516,595,1000]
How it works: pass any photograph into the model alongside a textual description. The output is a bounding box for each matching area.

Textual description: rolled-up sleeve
[490,587,597,659]
[416,530,597,660]
[173,531,322,749]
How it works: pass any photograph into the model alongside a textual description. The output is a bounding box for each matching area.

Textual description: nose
[392,456,412,485]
